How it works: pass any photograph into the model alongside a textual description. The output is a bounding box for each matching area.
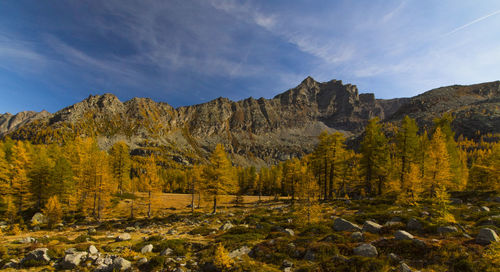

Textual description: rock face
[333,218,361,232]
[353,243,378,257]
[2,78,498,166]
[476,228,499,245]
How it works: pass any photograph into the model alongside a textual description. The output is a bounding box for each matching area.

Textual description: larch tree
[202,144,235,214]
[109,141,131,195]
[29,146,54,210]
[188,165,202,214]
[360,118,390,196]
[425,127,452,196]
[0,145,10,206]
[43,195,63,229]
[50,156,74,212]
[10,141,32,215]
[143,154,161,218]
[396,116,419,193]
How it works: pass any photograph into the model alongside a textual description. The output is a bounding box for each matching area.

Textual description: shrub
[155,239,188,255]
[214,243,233,270]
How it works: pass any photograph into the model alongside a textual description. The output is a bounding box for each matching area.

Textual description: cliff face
[1,77,498,166]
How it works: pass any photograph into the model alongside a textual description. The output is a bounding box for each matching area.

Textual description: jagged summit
[1,77,498,166]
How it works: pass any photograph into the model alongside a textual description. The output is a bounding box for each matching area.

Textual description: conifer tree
[425,127,452,196]
[43,195,63,229]
[109,141,131,195]
[29,146,54,210]
[144,155,161,218]
[360,118,390,196]
[396,116,419,192]
[202,144,234,214]
[50,156,74,211]
[10,141,32,215]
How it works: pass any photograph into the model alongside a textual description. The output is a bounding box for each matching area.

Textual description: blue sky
[1,0,500,114]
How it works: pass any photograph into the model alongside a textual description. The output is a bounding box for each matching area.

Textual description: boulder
[89,245,99,255]
[228,246,251,259]
[21,248,50,265]
[476,228,499,245]
[407,218,423,231]
[161,248,173,256]
[220,222,234,231]
[399,262,416,272]
[2,259,19,269]
[362,220,382,233]
[31,212,47,224]
[284,228,295,236]
[18,236,36,244]
[437,226,458,234]
[125,227,136,232]
[141,244,153,254]
[333,218,361,232]
[353,243,378,257]
[113,257,131,271]
[480,206,490,212]
[61,251,88,269]
[394,230,414,240]
[116,233,131,242]
[137,257,148,265]
[351,231,363,241]
[282,259,294,268]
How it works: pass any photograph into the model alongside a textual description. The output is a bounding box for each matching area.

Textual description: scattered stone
[137,257,148,265]
[141,244,153,254]
[21,248,50,265]
[351,231,364,241]
[89,245,99,255]
[31,212,47,224]
[161,248,173,256]
[407,218,423,231]
[399,262,415,272]
[284,228,295,236]
[394,230,414,240]
[353,243,378,257]
[333,218,361,232]
[125,227,136,232]
[33,225,40,231]
[220,222,234,231]
[18,236,36,244]
[2,259,19,269]
[412,238,426,248]
[476,228,499,245]
[228,246,251,259]
[113,257,131,271]
[437,226,458,234]
[282,259,294,268]
[61,251,88,269]
[420,211,430,217]
[362,220,382,233]
[450,198,463,205]
[388,253,401,262]
[116,233,131,242]
[480,206,490,212]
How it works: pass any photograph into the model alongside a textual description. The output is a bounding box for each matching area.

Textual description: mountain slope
[1,77,498,165]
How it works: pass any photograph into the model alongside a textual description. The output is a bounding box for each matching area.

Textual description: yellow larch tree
[109,141,131,195]
[10,141,32,215]
[425,127,452,197]
[43,195,63,229]
[143,154,161,218]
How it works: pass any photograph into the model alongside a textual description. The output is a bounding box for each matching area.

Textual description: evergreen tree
[29,146,54,210]
[50,156,74,211]
[425,127,452,196]
[43,195,63,229]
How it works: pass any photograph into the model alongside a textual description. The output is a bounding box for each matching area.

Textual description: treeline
[0,114,499,223]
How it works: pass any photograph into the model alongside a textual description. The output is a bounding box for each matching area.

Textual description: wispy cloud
[445,9,500,36]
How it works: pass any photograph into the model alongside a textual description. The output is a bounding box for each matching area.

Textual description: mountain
[1,77,498,166]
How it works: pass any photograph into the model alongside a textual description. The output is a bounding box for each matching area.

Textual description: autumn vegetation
[0,114,498,271]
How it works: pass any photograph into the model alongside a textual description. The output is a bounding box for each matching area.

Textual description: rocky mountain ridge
[1,77,498,166]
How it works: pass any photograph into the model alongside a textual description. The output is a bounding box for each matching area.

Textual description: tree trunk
[213,196,217,214]
[147,190,151,218]
[191,182,195,214]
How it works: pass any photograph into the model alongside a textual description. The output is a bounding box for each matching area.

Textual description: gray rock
[228,246,251,259]
[116,233,131,241]
[362,220,382,233]
[333,218,361,232]
[388,253,400,262]
[21,248,50,265]
[31,212,47,224]
[353,243,378,257]
[407,218,423,231]
[399,262,415,272]
[137,257,148,265]
[89,245,99,255]
[2,259,19,269]
[476,228,499,245]
[141,244,153,254]
[480,206,490,212]
[125,227,136,232]
[394,230,414,240]
[113,257,131,271]
[284,228,295,236]
[18,236,36,244]
[351,231,364,241]
[161,248,173,256]
[220,222,234,231]
[61,251,88,269]
[412,238,426,248]
[282,259,294,268]
[437,226,458,234]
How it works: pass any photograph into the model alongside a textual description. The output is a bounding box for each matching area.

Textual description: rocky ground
[0,194,499,272]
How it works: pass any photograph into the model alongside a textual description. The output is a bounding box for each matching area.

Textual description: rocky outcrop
[2,77,499,166]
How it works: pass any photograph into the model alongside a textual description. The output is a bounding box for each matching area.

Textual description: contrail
[446,9,500,35]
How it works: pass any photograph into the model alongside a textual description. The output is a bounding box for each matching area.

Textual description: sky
[1,0,500,114]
